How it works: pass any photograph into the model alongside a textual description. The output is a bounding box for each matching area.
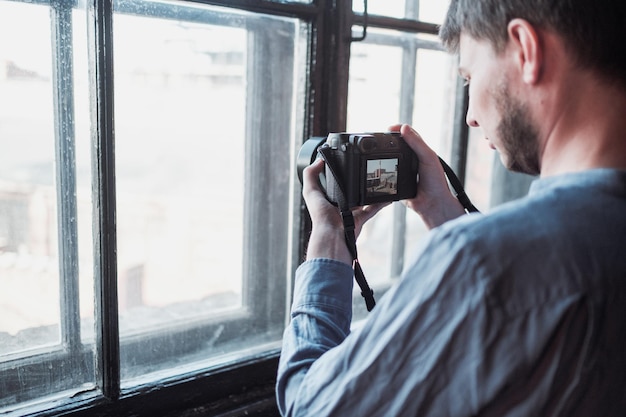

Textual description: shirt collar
[529,169,626,197]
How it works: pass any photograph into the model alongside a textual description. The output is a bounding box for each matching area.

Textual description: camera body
[297,132,419,208]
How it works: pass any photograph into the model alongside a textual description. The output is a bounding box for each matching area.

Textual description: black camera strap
[318,145,377,311]
[438,157,480,213]
[341,211,376,311]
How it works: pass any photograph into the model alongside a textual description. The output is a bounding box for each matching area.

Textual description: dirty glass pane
[0,0,59,357]
[113,0,305,382]
[114,11,247,328]
[0,0,95,411]
[354,0,449,23]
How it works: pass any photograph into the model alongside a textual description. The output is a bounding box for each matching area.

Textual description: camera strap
[317,146,377,311]
[438,157,479,213]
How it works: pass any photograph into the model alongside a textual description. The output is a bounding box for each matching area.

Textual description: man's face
[458,34,541,175]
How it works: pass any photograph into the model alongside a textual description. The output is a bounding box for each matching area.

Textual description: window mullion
[405,0,419,19]
[389,46,416,277]
[389,20,418,278]
[51,0,82,355]
[243,20,295,331]
[88,0,120,400]
[321,0,352,133]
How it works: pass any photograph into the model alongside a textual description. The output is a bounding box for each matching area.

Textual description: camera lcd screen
[366,158,399,198]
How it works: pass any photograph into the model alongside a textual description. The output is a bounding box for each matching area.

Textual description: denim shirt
[277,169,626,417]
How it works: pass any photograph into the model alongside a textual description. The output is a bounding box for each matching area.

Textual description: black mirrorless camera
[297,132,419,208]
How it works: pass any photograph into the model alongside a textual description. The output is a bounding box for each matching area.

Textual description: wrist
[417,195,466,229]
[306,224,352,265]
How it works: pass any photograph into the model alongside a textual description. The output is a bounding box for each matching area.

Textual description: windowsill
[5,349,281,417]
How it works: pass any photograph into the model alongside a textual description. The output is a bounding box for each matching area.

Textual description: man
[276,0,626,415]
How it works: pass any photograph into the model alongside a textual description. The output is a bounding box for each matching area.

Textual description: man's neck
[539,75,626,177]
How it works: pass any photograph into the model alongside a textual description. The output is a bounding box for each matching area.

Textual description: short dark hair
[439,0,626,87]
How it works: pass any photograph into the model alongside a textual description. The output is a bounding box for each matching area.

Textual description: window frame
[1,1,473,415]
[1,0,306,407]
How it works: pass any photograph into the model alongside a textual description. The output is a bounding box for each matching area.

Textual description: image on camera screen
[366,158,399,198]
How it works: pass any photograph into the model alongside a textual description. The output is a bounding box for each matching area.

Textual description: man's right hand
[389,124,467,229]
[302,158,388,264]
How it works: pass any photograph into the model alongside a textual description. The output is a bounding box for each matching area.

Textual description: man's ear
[507,18,543,85]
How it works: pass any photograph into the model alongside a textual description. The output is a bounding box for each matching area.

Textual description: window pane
[353,0,405,19]
[353,0,449,22]
[347,30,458,317]
[0,0,95,410]
[113,0,304,382]
[113,11,247,323]
[412,47,458,156]
[465,127,495,212]
[347,44,402,131]
[417,0,450,23]
[0,0,58,356]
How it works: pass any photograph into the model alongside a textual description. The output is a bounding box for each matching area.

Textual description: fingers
[302,157,324,195]
[301,158,345,229]
[399,124,439,166]
[395,124,466,227]
[302,159,329,207]
[362,202,390,219]
[389,124,440,169]
[355,202,390,224]
[350,202,390,239]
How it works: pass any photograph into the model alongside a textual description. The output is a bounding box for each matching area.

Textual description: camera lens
[358,136,377,153]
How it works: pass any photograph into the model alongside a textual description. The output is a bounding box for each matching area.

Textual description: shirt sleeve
[276,258,354,417]
[275,230,482,417]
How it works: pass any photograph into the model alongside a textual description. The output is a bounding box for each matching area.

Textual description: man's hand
[302,158,388,264]
[389,124,466,229]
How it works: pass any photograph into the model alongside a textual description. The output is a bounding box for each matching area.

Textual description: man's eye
[463,78,470,87]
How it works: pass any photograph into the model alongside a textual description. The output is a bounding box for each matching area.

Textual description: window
[1,0,306,413]
[1,0,526,415]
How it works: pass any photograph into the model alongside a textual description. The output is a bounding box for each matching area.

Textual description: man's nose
[466,104,479,127]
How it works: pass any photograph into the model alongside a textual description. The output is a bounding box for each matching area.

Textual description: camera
[297,132,419,208]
